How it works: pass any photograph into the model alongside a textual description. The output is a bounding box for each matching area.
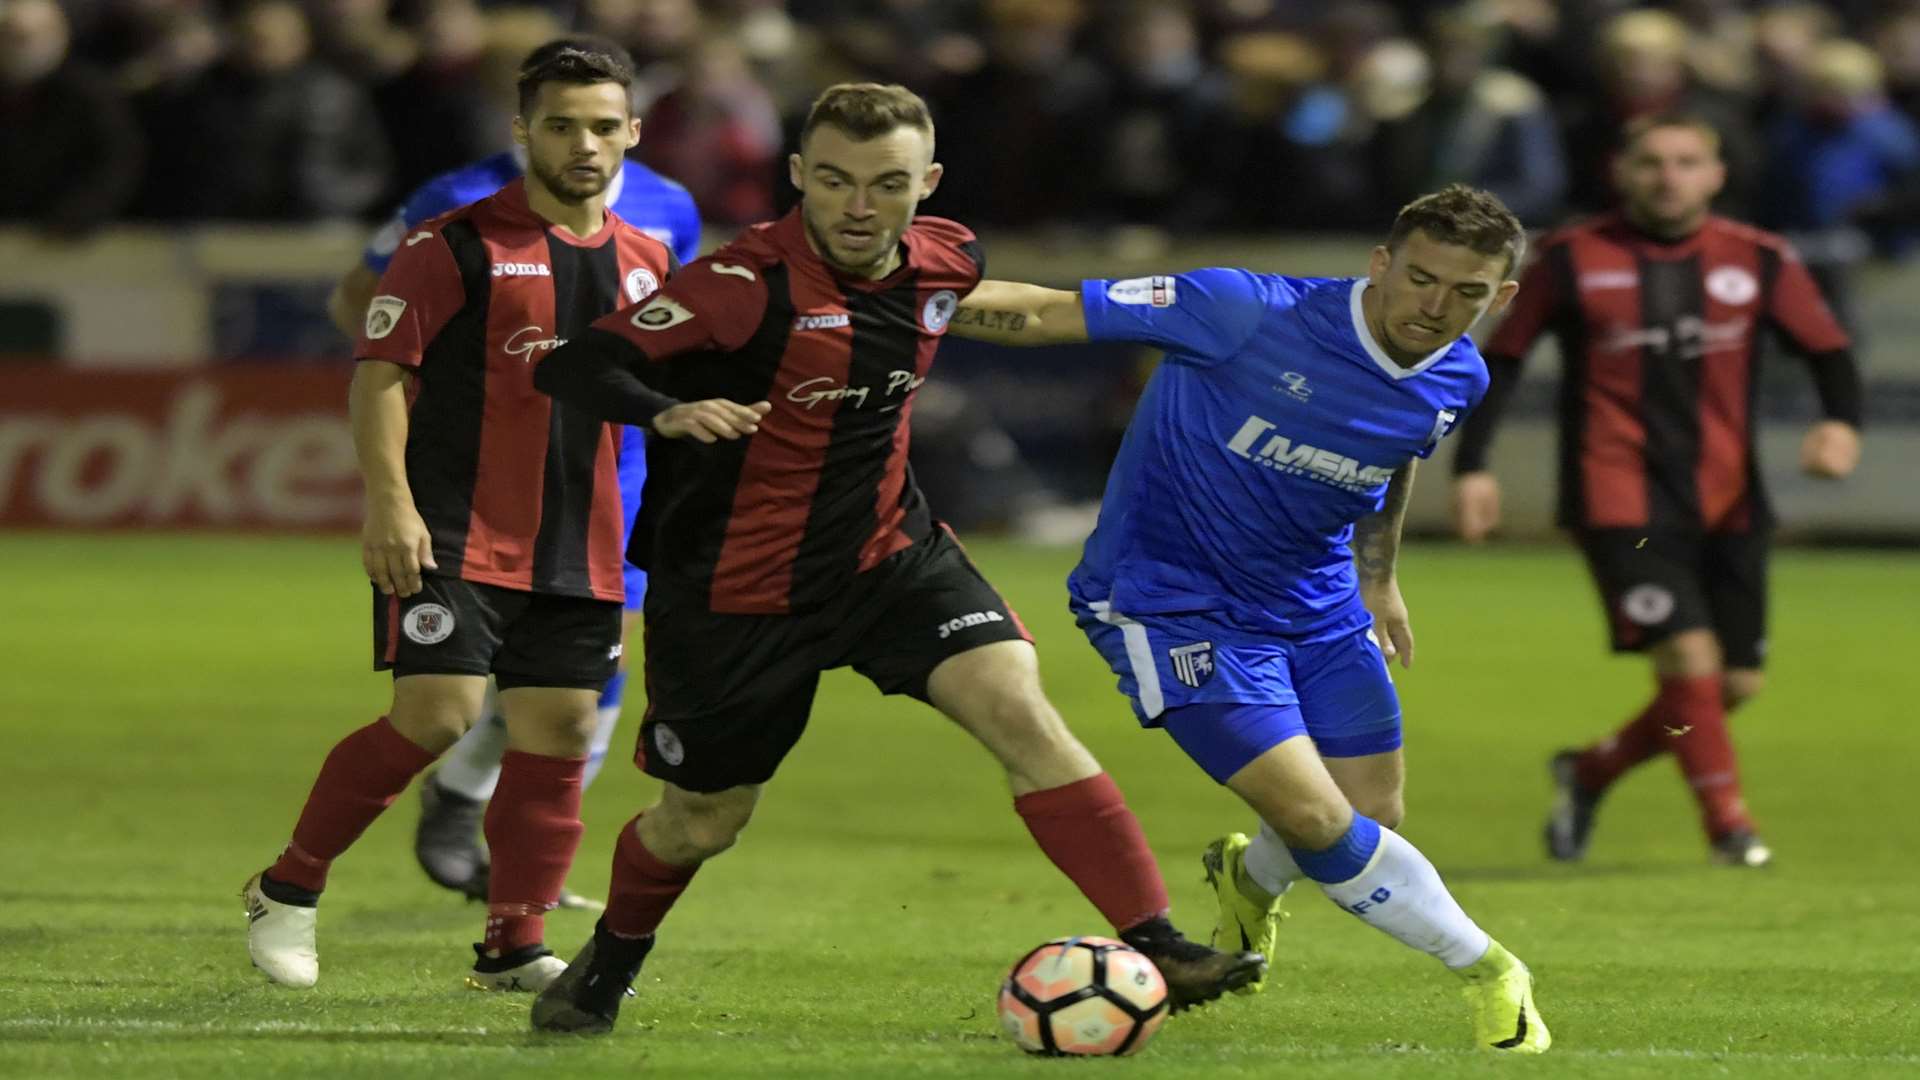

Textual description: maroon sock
[1014,773,1170,934]
[1660,675,1753,838]
[481,751,587,956]
[1574,694,1671,792]
[267,716,437,894]
[605,814,699,939]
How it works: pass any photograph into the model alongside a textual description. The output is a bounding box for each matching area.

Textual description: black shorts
[1575,529,1770,669]
[373,575,622,690]
[636,526,1032,793]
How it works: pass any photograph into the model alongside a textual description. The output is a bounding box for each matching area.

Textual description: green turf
[2,534,1916,1078]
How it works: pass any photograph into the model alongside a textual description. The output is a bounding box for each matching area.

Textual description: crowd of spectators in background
[4,0,1920,259]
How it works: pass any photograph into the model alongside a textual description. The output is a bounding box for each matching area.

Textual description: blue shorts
[618,425,648,611]
[1072,600,1401,782]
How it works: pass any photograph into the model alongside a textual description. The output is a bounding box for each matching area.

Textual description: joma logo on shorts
[937,611,1005,639]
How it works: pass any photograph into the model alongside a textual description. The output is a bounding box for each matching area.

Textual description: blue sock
[1287,813,1382,885]
[597,668,628,711]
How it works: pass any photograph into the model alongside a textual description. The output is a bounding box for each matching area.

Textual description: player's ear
[1706,158,1727,199]
[919,161,944,202]
[1368,245,1392,284]
[788,151,805,192]
[1486,279,1521,319]
[626,117,642,151]
[512,115,529,151]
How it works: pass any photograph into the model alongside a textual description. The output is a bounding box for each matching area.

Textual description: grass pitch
[1,534,1916,1078]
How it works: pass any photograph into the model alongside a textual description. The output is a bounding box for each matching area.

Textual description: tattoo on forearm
[1354,463,1416,585]
[952,307,1028,331]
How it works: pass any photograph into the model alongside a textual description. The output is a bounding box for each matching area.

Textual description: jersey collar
[494,177,619,247]
[1349,279,1451,380]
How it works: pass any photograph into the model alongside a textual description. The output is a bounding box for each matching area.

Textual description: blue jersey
[1070,271,1489,639]
[361,151,701,272]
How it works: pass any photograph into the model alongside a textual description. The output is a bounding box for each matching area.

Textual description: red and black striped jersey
[354,178,674,601]
[583,208,985,614]
[1479,213,1850,532]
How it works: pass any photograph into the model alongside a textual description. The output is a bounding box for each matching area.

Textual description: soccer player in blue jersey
[325,37,702,907]
[948,185,1551,1053]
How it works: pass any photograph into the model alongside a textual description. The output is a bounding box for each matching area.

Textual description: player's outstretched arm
[533,328,687,427]
[350,360,436,598]
[1355,461,1417,669]
[950,280,1090,346]
[534,330,770,443]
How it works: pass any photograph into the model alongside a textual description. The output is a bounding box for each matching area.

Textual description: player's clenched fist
[361,498,437,598]
[651,399,772,444]
[1799,420,1861,479]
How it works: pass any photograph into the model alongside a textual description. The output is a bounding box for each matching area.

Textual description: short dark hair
[800,83,935,149]
[1619,112,1723,155]
[1386,184,1526,277]
[516,38,635,116]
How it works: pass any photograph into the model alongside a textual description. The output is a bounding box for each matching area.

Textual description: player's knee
[386,700,473,753]
[1724,670,1765,710]
[1264,797,1353,852]
[668,797,755,862]
[990,693,1100,788]
[1352,793,1404,831]
[1653,629,1723,679]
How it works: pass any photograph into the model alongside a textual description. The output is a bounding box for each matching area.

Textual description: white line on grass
[0,1018,495,1037]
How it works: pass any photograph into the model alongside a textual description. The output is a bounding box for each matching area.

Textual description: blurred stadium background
[4,0,1918,1075]
[5,0,1920,538]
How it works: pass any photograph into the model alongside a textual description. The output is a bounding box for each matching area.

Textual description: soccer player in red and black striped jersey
[1449,115,1864,868]
[240,43,768,994]
[524,83,1264,1035]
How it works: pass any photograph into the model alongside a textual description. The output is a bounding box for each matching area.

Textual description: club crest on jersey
[365,295,406,340]
[1424,408,1460,452]
[1169,642,1214,688]
[632,297,694,331]
[922,290,959,332]
[403,603,454,645]
[624,267,660,304]
[1107,276,1177,307]
[1706,266,1758,306]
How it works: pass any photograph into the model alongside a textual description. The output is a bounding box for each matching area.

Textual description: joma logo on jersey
[492,262,551,277]
[1225,416,1394,491]
[937,610,1005,639]
[792,312,851,331]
